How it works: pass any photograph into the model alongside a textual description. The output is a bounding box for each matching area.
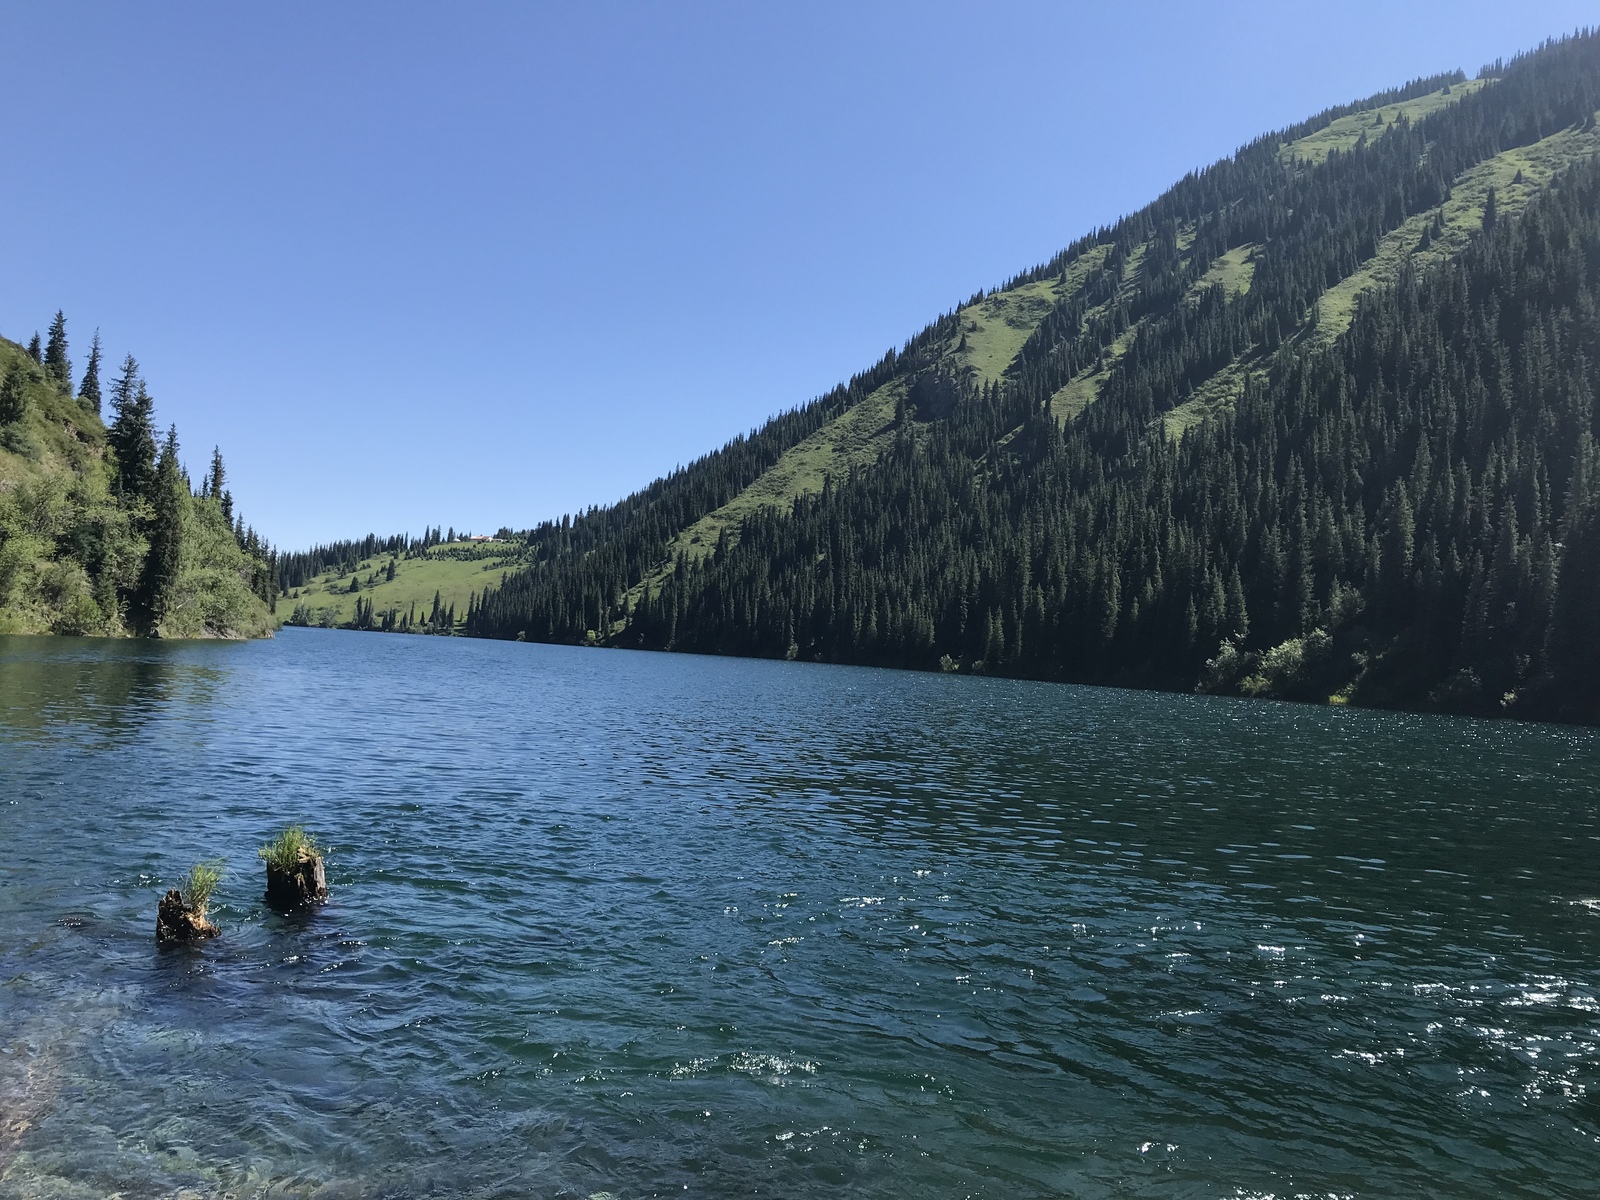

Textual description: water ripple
[1,631,1599,1197]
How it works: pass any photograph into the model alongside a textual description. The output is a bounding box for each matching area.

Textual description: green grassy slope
[1161,102,1600,438]
[1187,243,1258,301]
[639,253,1113,581]
[1048,242,1147,418]
[665,380,904,566]
[1280,78,1490,165]
[1050,80,1505,442]
[1312,112,1600,343]
[280,539,525,629]
[0,336,271,638]
[953,279,1061,382]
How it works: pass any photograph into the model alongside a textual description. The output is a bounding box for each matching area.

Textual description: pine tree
[78,330,103,414]
[108,356,157,501]
[139,426,185,633]
[207,447,226,501]
[25,333,41,363]
[43,311,70,391]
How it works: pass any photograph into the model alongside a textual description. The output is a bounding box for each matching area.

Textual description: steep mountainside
[392,33,1600,723]
[0,330,274,638]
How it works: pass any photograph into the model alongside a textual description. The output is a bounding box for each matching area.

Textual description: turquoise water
[2,629,1599,1198]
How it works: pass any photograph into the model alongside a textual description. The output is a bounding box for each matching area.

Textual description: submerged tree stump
[264,850,327,911]
[155,888,220,943]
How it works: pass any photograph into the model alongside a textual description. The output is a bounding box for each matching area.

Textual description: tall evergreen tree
[43,310,70,391]
[138,426,185,632]
[108,355,157,501]
[25,333,41,363]
[78,330,103,415]
[206,447,226,500]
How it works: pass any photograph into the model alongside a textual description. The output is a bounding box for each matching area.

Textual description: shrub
[181,858,226,916]
[259,825,319,872]
[0,423,41,459]
[1238,629,1335,698]
[0,367,29,423]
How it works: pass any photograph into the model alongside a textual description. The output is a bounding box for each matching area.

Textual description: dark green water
[1,629,1598,1198]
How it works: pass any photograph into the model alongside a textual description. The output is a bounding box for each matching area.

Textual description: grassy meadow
[281,540,525,630]
[1280,78,1490,166]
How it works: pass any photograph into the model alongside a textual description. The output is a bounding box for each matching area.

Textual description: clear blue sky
[2,2,1593,548]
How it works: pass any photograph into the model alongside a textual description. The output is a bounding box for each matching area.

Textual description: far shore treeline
[0,319,275,638]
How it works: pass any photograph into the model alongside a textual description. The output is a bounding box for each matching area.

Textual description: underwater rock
[155,889,219,943]
[264,850,327,911]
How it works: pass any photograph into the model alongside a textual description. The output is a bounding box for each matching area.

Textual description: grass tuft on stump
[259,825,319,872]
[180,858,226,916]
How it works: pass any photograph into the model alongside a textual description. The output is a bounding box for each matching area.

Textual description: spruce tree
[43,311,70,391]
[108,356,157,501]
[139,426,185,633]
[207,447,226,501]
[78,330,103,414]
[26,333,41,363]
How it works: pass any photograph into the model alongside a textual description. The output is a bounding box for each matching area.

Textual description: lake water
[2,630,1598,1198]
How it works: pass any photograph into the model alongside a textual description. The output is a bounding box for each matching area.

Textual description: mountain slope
[454,34,1600,722]
[0,333,274,638]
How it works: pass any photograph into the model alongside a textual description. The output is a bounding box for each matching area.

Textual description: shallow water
[1,629,1598,1198]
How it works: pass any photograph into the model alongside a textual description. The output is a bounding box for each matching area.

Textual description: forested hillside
[367,33,1600,723]
[277,529,524,633]
[0,321,275,638]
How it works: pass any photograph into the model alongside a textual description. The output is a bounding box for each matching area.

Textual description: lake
[2,629,1598,1198]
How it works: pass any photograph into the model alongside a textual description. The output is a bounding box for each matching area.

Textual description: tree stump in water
[264,850,327,911]
[155,889,219,943]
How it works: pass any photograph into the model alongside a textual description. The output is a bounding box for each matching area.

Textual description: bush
[1201,636,1255,693]
[0,423,41,460]
[1240,629,1334,699]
